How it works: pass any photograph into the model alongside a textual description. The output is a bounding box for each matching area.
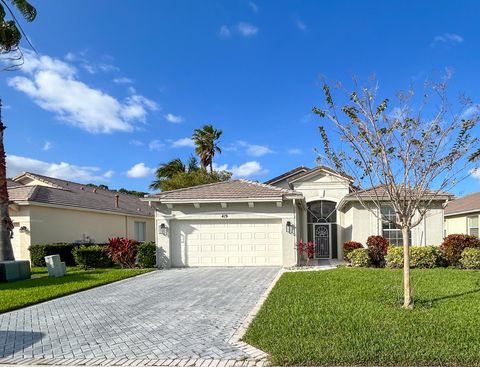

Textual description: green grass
[0,266,153,314]
[244,267,480,366]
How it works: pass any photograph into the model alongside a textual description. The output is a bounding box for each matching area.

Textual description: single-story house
[143,165,451,268]
[444,191,480,237]
[9,172,155,261]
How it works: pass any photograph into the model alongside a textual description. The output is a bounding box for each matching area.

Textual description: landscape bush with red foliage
[440,234,480,266]
[296,240,315,266]
[367,235,389,267]
[105,237,139,268]
[343,241,363,260]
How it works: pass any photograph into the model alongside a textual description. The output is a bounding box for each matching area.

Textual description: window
[468,216,479,237]
[307,200,336,223]
[381,206,410,246]
[134,221,146,242]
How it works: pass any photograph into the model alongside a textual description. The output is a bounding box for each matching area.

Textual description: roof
[7,179,22,188]
[264,166,310,185]
[145,179,303,203]
[9,172,153,217]
[445,191,480,216]
[337,185,453,210]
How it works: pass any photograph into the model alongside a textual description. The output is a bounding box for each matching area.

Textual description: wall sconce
[19,226,29,234]
[286,221,295,234]
[159,223,168,236]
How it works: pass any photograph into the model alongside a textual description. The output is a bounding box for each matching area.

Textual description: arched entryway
[307,200,338,259]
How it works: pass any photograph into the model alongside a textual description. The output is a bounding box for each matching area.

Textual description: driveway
[0,267,280,364]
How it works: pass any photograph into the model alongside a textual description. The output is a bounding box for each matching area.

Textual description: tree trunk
[402,226,413,309]
[0,118,15,261]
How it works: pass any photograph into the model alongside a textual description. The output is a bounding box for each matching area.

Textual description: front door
[314,224,330,259]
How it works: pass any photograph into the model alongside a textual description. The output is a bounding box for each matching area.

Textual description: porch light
[286,221,294,234]
[19,226,29,234]
[159,223,168,236]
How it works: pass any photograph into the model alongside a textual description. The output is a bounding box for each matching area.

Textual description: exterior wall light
[159,223,168,236]
[19,226,29,234]
[286,221,295,234]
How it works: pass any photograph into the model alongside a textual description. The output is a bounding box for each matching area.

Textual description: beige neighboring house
[143,165,451,268]
[9,172,155,261]
[445,192,480,237]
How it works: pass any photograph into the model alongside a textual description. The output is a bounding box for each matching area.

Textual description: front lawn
[0,266,153,314]
[244,267,480,366]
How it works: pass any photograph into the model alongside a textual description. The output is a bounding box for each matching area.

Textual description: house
[144,165,451,268]
[9,172,155,261]
[444,192,480,237]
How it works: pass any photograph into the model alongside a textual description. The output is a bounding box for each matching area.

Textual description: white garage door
[171,219,283,267]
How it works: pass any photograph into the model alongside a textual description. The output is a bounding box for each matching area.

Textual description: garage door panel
[171,219,283,267]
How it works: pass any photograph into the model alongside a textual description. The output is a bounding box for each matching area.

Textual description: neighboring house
[144,165,451,268]
[444,192,480,237]
[9,172,155,261]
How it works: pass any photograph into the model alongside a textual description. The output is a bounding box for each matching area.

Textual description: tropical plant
[313,75,480,308]
[192,124,222,172]
[0,0,37,261]
[366,235,389,267]
[343,241,363,260]
[347,248,371,267]
[440,234,480,266]
[105,237,138,269]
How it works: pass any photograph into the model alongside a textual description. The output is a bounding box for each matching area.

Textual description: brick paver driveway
[0,267,280,364]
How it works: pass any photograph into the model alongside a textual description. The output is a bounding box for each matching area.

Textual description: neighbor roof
[265,165,354,186]
[445,192,480,216]
[9,172,153,217]
[264,166,310,185]
[337,185,453,210]
[144,179,303,203]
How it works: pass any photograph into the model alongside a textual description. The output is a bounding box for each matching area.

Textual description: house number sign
[221,214,229,218]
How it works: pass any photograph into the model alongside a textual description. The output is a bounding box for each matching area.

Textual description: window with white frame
[381,206,411,246]
[468,216,479,237]
[134,221,146,242]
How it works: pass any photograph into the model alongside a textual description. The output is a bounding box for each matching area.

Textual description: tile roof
[288,165,354,183]
[264,166,310,185]
[9,172,153,217]
[445,191,480,216]
[145,179,303,202]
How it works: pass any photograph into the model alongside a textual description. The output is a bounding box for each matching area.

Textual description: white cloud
[148,139,165,151]
[7,154,112,182]
[171,137,195,148]
[219,25,231,38]
[103,170,115,179]
[113,77,133,84]
[8,50,158,134]
[126,163,155,178]
[470,168,480,182]
[248,1,259,13]
[164,113,184,123]
[431,33,464,47]
[296,19,307,32]
[233,141,274,156]
[237,22,259,37]
[214,161,267,177]
[42,141,52,151]
[288,148,302,155]
[461,104,480,119]
[130,139,144,146]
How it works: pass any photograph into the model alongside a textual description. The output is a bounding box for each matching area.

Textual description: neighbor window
[468,216,479,237]
[381,206,411,246]
[134,221,146,242]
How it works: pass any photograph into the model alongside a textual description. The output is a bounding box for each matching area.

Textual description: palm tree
[0,1,37,261]
[150,158,186,190]
[192,124,222,173]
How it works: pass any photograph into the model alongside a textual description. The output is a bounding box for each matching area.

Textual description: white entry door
[171,219,283,266]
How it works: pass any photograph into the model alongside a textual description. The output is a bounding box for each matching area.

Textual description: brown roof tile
[445,192,480,216]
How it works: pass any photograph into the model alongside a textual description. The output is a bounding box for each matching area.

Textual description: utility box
[0,260,31,282]
[45,255,67,277]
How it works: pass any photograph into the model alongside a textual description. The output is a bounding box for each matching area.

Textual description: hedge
[73,245,112,269]
[460,248,480,269]
[440,234,480,266]
[385,246,444,269]
[137,242,157,268]
[347,248,371,267]
[28,243,106,267]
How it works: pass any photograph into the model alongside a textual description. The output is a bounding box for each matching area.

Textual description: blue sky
[2,1,479,195]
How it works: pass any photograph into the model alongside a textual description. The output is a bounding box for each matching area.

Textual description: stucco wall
[445,212,480,236]
[11,204,154,261]
[153,200,299,268]
[10,205,31,260]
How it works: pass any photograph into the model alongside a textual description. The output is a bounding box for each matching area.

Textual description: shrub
[460,248,480,269]
[73,245,111,269]
[367,235,389,267]
[347,248,371,267]
[440,234,480,266]
[386,246,443,269]
[105,237,138,268]
[343,241,363,260]
[137,242,157,268]
[29,243,76,267]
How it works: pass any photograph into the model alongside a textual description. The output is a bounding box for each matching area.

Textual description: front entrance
[314,223,330,259]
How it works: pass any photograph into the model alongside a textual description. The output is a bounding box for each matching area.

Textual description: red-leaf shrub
[105,237,139,268]
[367,235,389,267]
[343,241,363,260]
[297,239,305,258]
[440,234,480,266]
[305,241,315,259]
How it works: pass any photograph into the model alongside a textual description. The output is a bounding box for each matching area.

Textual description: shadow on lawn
[0,271,105,290]
[415,288,480,308]
[0,330,44,357]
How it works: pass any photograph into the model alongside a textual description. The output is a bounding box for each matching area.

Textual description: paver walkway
[0,267,280,366]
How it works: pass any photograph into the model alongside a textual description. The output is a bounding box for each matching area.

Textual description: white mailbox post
[45,255,67,277]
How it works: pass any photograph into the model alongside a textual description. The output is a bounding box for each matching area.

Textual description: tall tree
[0,0,37,261]
[192,124,222,172]
[313,76,479,309]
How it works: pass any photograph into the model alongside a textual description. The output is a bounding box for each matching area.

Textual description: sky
[1,1,479,195]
